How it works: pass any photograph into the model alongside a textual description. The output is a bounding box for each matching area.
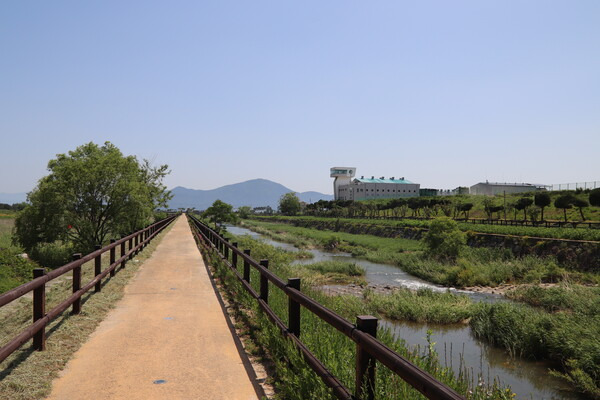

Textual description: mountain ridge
[168,178,332,210]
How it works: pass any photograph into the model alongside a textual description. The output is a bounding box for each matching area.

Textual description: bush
[0,248,38,293]
[29,241,73,268]
[422,217,466,260]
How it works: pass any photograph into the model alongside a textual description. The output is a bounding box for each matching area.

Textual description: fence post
[224,238,230,261]
[259,259,269,303]
[134,232,139,255]
[288,278,301,337]
[232,242,238,269]
[110,239,116,277]
[33,268,46,351]
[243,249,251,282]
[128,234,133,260]
[94,244,102,292]
[72,253,82,315]
[121,236,126,269]
[355,315,378,400]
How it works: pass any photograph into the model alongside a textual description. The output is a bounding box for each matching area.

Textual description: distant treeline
[0,203,26,211]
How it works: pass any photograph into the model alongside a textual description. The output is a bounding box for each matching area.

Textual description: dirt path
[46,216,259,400]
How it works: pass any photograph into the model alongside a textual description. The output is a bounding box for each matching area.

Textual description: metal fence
[549,181,600,191]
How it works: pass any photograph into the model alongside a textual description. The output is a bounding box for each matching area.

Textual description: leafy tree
[237,206,252,219]
[202,200,236,228]
[572,198,589,221]
[515,197,534,221]
[14,142,170,252]
[554,194,575,222]
[422,217,466,261]
[278,192,302,216]
[457,203,473,219]
[534,192,551,221]
[203,200,236,228]
[590,188,600,207]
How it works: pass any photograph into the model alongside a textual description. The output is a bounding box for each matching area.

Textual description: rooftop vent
[361,176,364,179]
[401,177,404,180]
[380,176,385,180]
[391,176,395,180]
[371,176,374,179]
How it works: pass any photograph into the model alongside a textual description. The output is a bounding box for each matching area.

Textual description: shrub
[422,217,466,260]
[0,248,39,293]
[29,241,73,268]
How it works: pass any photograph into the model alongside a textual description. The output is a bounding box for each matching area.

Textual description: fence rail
[188,214,464,400]
[0,214,178,364]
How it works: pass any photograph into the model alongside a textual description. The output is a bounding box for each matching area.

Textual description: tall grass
[364,288,475,324]
[396,248,571,287]
[470,301,600,398]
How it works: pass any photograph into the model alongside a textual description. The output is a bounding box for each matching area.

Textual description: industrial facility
[331,167,420,201]
[469,181,549,195]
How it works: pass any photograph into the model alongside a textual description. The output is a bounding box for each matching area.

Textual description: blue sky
[1,1,599,195]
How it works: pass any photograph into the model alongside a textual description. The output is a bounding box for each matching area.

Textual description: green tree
[534,192,551,221]
[515,197,534,221]
[589,188,600,207]
[14,142,170,253]
[422,217,466,261]
[572,198,589,221]
[237,206,252,219]
[203,200,237,228]
[278,192,302,216]
[554,194,575,222]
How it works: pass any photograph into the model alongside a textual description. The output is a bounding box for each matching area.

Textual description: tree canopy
[203,200,237,227]
[278,192,302,216]
[14,142,171,252]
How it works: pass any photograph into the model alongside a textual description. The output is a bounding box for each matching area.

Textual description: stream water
[225,225,584,400]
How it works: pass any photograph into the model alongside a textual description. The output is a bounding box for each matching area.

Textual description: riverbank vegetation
[230,218,600,397]
[241,219,598,287]
[209,227,514,399]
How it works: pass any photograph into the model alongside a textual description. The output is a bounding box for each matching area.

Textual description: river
[225,225,584,400]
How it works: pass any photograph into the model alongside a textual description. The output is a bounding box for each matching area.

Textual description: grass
[364,288,476,324]
[0,219,175,400]
[242,219,422,265]
[294,261,366,286]
[470,300,600,398]
[209,221,515,399]
[0,218,18,250]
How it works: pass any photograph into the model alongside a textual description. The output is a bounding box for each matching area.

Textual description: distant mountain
[168,179,333,210]
[0,193,27,204]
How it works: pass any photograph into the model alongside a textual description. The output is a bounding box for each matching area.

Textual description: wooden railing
[0,214,178,364]
[188,214,464,400]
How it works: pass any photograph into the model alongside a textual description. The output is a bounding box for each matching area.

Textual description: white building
[331,167,420,201]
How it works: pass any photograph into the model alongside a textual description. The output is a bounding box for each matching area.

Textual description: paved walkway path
[47,216,259,400]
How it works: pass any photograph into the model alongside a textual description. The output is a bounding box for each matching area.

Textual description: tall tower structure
[330,167,356,200]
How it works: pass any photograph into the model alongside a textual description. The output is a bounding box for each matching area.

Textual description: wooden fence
[0,214,178,364]
[188,214,464,400]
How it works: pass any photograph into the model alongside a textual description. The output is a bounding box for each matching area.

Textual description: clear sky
[1,1,599,195]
